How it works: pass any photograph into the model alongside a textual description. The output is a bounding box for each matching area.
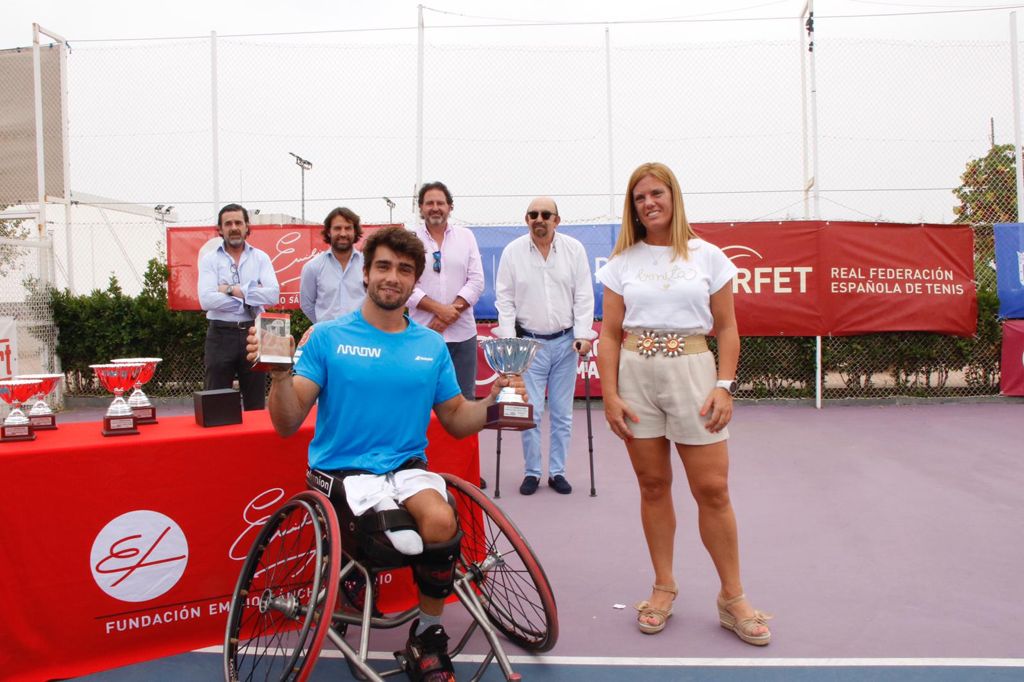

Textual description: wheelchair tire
[442,473,559,652]
[224,490,341,682]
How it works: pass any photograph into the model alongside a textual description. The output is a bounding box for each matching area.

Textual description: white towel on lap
[342,469,447,516]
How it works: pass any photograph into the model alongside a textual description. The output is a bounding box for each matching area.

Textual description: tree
[952,143,1017,225]
[0,205,32,278]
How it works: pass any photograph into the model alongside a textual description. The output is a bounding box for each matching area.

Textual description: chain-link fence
[2,9,1019,402]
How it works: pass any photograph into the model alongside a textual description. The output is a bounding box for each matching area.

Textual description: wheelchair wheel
[224,490,341,682]
[442,473,558,652]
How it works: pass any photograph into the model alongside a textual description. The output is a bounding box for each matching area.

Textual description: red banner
[166,224,392,310]
[694,221,976,336]
[169,221,976,337]
[1001,320,1024,396]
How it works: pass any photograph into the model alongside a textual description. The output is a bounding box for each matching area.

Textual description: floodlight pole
[290,153,313,222]
[383,196,396,223]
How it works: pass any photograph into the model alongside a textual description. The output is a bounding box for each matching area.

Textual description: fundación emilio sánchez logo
[90,510,189,602]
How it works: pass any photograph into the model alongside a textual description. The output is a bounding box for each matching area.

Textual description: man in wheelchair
[247,226,526,682]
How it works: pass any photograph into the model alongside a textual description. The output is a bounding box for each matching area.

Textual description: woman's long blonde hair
[612,162,696,261]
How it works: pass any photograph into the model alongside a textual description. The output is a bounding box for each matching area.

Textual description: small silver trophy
[0,378,44,442]
[111,357,162,424]
[90,363,146,436]
[16,373,62,430]
[480,337,540,431]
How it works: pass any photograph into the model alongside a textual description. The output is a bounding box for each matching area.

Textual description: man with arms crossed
[408,181,485,400]
[198,203,280,410]
[254,226,524,682]
[495,197,595,495]
[299,206,365,323]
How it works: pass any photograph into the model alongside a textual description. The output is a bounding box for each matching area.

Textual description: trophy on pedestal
[90,363,146,436]
[480,338,540,431]
[15,373,63,430]
[111,357,162,424]
[0,378,45,442]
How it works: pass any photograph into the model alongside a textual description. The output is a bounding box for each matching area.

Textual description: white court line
[197,646,1024,667]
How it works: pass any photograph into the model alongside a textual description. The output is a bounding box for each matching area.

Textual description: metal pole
[301,166,306,222]
[582,351,596,497]
[1012,13,1024,221]
[799,4,810,219]
[494,431,502,499]
[211,31,220,216]
[807,2,820,220]
[31,24,51,287]
[605,27,616,220]
[415,5,425,212]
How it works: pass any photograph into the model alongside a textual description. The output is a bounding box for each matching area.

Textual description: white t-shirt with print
[596,238,737,334]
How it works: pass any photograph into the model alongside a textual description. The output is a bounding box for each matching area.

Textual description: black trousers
[204,322,266,411]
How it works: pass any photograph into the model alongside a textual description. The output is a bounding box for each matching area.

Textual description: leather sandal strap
[652,583,678,596]
[635,600,671,619]
[719,592,747,608]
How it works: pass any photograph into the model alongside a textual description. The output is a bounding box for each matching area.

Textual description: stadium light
[289,152,313,222]
[383,196,396,223]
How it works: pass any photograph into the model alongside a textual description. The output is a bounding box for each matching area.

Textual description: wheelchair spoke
[442,474,559,652]
[224,491,341,682]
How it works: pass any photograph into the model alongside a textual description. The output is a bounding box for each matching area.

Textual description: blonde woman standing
[595,162,771,645]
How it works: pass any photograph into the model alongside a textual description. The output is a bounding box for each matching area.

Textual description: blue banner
[470,223,618,321]
[994,223,1024,319]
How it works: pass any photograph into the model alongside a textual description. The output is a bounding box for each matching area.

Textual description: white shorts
[617,349,729,445]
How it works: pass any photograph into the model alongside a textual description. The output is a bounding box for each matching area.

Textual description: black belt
[519,326,573,341]
[209,320,253,330]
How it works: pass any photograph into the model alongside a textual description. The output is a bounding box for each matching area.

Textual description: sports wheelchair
[223,472,557,681]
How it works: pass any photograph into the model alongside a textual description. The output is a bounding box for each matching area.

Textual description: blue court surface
[74,401,1023,681]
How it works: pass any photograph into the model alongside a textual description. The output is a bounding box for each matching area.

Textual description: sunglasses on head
[432,250,442,273]
[527,210,556,221]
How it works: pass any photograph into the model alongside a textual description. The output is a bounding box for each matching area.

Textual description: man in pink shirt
[408,182,485,403]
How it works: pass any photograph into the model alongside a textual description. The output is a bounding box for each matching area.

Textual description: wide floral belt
[621,331,708,358]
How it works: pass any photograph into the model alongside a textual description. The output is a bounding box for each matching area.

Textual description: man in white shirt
[299,207,366,323]
[494,197,596,495]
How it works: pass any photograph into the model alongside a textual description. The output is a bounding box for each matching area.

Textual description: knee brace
[410,529,463,599]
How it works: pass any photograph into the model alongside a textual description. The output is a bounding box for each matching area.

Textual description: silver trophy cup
[480,337,540,431]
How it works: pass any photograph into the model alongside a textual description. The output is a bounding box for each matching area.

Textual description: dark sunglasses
[527,210,557,221]
[432,250,442,273]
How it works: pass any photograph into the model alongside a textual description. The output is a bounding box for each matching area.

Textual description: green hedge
[50,258,310,396]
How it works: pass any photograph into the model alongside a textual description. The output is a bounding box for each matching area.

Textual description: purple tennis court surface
[76,400,1023,680]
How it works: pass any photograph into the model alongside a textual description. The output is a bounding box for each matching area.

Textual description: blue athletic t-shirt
[294,310,462,473]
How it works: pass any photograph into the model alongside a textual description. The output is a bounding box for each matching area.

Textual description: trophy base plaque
[102,415,139,436]
[131,406,157,425]
[28,414,57,430]
[1,424,36,442]
[484,402,536,431]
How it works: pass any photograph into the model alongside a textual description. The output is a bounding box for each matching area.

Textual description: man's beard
[367,285,408,311]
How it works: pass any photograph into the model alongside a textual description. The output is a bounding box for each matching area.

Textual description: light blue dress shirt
[298,249,366,323]
[198,242,281,322]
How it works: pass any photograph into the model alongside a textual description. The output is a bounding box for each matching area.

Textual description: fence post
[605,26,616,220]
[1011,12,1024,222]
[415,5,425,210]
[211,31,219,217]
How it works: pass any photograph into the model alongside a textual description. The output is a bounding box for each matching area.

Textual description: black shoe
[479,476,488,490]
[548,475,573,494]
[404,620,455,681]
[519,475,540,495]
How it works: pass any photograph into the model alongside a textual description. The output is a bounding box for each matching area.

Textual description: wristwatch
[715,379,738,395]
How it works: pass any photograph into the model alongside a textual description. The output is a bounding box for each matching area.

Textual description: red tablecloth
[0,409,479,682]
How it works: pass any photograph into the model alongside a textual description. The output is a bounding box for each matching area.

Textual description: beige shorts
[618,349,729,445]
